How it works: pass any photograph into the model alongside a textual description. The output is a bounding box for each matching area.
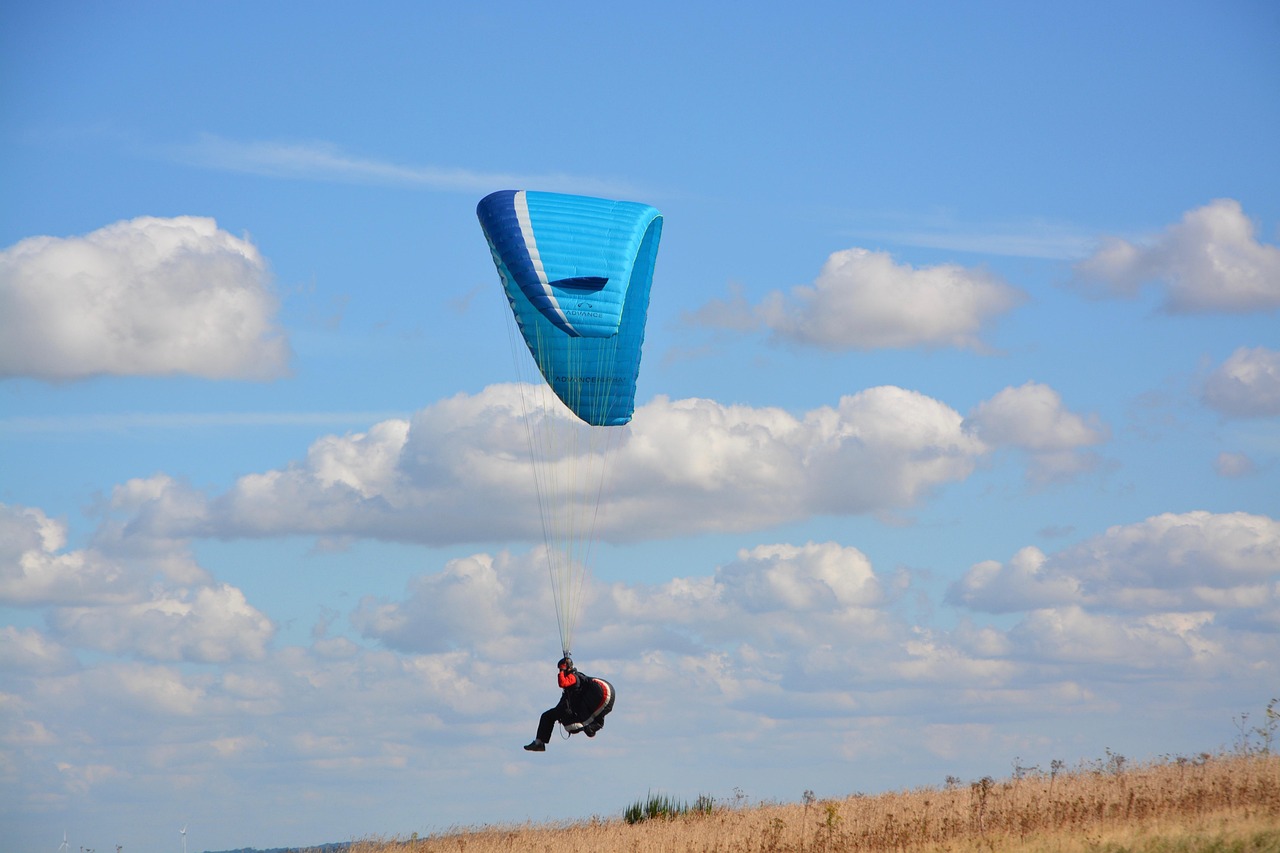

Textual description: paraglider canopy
[477,189,663,427]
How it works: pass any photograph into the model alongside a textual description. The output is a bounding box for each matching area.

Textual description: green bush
[624,791,715,824]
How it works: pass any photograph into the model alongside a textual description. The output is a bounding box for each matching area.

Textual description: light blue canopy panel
[477,190,663,426]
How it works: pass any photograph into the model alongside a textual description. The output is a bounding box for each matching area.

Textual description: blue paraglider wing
[477,190,662,426]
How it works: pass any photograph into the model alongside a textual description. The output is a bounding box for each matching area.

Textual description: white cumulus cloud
[964,382,1109,483]
[111,384,1001,545]
[966,382,1107,451]
[352,551,545,660]
[948,511,1280,677]
[106,383,1108,549]
[948,510,1280,620]
[357,539,900,673]
[52,584,274,663]
[944,546,1081,614]
[0,625,76,674]
[1007,606,1220,670]
[717,541,882,613]
[0,503,149,606]
[693,247,1025,351]
[1072,199,1280,313]
[1,501,271,662]
[0,216,291,380]
[6,517,1278,832]
[1202,346,1280,418]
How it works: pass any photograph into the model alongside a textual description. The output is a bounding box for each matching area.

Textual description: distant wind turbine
[180,825,187,853]
[59,832,68,853]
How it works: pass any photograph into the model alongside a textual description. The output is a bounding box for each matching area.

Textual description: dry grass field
[350,750,1280,853]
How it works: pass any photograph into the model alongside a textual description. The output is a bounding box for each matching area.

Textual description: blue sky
[3,2,1279,851]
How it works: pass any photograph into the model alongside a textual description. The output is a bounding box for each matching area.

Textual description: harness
[561,677,615,733]
[580,678,613,727]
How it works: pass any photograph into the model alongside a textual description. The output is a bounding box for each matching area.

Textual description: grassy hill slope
[348,751,1279,853]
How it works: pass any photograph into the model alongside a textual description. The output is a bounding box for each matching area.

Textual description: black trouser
[536,707,560,743]
[534,704,611,741]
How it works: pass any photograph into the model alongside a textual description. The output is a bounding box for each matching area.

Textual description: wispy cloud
[167,134,648,198]
[0,411,406,434]
[843,211,1096,260]
[854,227,1093,260]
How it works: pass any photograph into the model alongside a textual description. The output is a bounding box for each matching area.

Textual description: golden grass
[351,752,1280,853]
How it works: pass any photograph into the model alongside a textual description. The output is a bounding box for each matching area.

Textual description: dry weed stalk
[350,752,1280,853]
